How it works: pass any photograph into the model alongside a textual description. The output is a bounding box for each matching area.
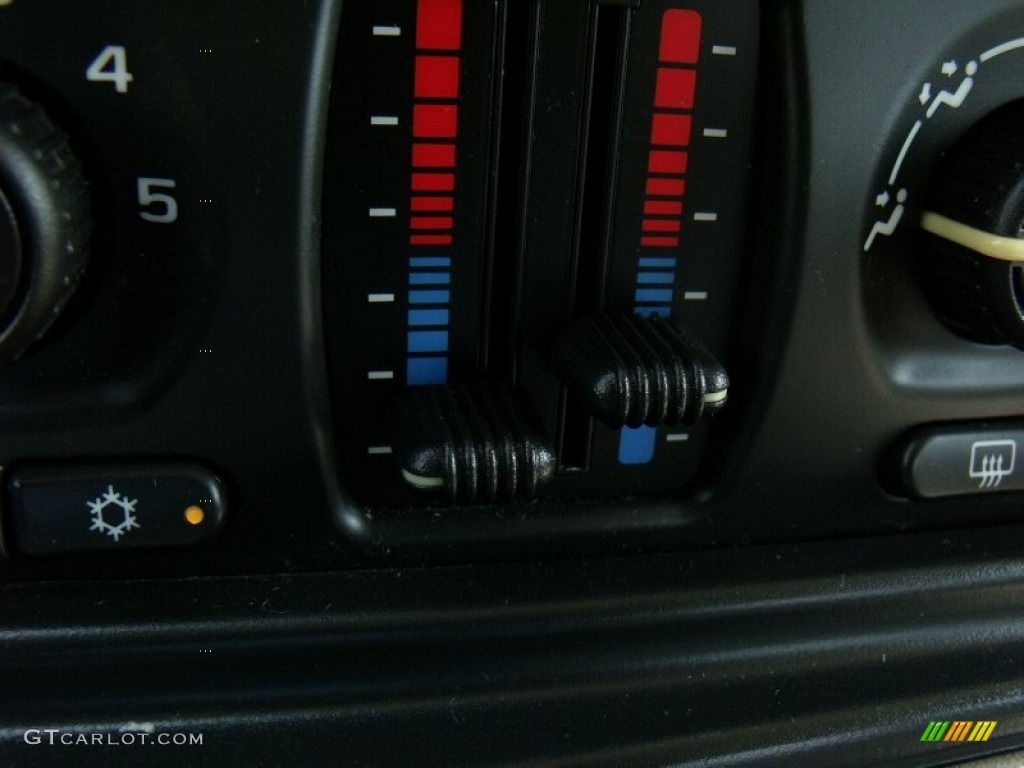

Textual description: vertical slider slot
[481,0,532,381]
[556,0,631,472]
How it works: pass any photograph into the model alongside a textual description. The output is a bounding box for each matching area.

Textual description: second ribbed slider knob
[550,313,729,428]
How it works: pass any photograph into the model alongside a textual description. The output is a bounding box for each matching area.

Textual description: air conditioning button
[5,462,227,555]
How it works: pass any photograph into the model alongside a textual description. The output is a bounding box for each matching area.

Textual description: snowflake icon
[87,485,141,542]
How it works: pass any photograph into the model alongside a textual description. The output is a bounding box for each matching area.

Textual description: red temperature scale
[512,0,759,500]
[611,3,757,488]
[321,0,500,506]
[619,9,706,466]
[608,4,756,483]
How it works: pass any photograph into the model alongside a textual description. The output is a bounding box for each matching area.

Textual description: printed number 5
[137,178,178,224]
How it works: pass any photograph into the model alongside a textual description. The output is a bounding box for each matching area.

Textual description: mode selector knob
[0,81,91,359]
[921,100,1024,348]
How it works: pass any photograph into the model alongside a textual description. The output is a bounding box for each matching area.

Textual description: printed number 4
[137,178,178,224]
[86,46,134,93]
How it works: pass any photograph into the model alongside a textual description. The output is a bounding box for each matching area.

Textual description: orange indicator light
[184,505,205,526]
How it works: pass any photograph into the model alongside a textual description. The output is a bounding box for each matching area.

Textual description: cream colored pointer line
[921,211,1024,262]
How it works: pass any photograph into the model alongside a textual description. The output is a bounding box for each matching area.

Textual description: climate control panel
[0,0,1021,576]
[322,0,759,514]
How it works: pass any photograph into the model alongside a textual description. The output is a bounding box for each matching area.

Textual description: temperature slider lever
[551,313,729,428]
[390,383,555,504]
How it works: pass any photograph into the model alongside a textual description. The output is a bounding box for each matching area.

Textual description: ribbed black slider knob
[0,81,91,359]
[551,313,729,428]
[920,100,1024,348]
[390,383,555,504]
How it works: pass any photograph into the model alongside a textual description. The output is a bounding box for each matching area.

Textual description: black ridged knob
[920,100,1024,347]
[550,313,729,428]
[0,81,91,359]
[390,383,555,504]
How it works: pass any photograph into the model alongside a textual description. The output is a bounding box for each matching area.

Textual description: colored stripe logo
[920,721,997,742]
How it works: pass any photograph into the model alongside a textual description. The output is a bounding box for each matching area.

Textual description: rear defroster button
[884,423,1024,499]
[5,462,227,554]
